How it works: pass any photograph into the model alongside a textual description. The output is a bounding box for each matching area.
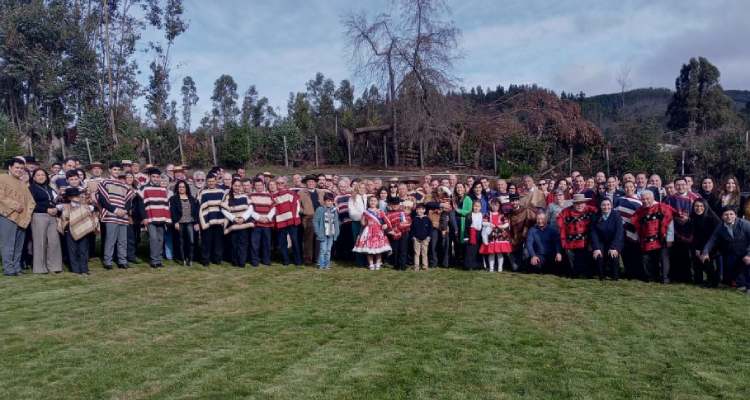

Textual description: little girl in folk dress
[353,195,392,270]
[480,199,512,272]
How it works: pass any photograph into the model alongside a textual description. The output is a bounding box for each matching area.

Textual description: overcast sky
[136,0,750,119]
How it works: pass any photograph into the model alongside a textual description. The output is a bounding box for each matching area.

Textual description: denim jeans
[318,235,335,268]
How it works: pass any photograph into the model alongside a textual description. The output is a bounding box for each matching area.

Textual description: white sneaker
[368,264,375,271]
[488,267,495,273]
[375,263,382,270]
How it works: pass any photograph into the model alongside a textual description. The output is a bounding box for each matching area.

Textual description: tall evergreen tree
[666,57,734,134]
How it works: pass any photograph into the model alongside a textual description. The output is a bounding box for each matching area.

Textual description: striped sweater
[615,195,642,243]
[141,185,171,225]
[248,192,276,228]
[221,193,254,233]
[198,188,226,229]
[97,179,134,225]
[273,189,301,229]
[335,194,351,223]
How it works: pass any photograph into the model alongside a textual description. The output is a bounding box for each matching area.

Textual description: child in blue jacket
[314,193,340,269]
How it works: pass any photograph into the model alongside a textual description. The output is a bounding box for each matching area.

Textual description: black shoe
[3,273,19,277]
[104,265,113,270]
[186,260,192,267]
[150,264,158,269]
[117,264,129,269]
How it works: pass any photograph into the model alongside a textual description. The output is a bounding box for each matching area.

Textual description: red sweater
[248,192,276,228]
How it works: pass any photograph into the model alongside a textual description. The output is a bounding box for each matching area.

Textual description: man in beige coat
[0,158,35,276]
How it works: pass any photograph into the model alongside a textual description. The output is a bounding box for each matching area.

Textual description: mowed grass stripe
[0,263,748,399]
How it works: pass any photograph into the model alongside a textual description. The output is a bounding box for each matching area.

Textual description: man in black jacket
[701,207,750,294]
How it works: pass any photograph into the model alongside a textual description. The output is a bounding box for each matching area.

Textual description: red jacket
[385,210,411,240]
[632,203,673,252]
[557,205,597,250]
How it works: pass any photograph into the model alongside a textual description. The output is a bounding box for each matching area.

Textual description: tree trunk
[103,0,118,144]
[387,52,399,166]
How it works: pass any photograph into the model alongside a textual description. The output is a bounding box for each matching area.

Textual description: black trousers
[334,222,354,262]
[669,242,693,283]
[464,242,481,270]
[66,232,89,274]
[595,253,620,280]
[622,241,642,280]
[566,249,592,278]
[201,225,224,265]
[389,236,408,270]
[691,254,718,287]
[642,248,670,283]
[173,223,195,263]
[250,227,272,266]
[230,229,249,267]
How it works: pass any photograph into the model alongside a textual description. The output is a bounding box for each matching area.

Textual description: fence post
[569,146,573,175]
[492,143,497,174]
[347,136,352,167]
[210,136,217,166]
[383,133,388,168]
[605,147,610,177]
[419,138,424,169]
[283,135,289,168]
[314,135,319,167]
[178,134,185,166]
[145,138,152,164]
[681,150,685,176]
[85,138,93,163]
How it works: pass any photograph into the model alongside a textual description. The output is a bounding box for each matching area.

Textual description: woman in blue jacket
[591,198,624,280]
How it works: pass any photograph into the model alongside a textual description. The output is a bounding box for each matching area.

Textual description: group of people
[1,156,749,294]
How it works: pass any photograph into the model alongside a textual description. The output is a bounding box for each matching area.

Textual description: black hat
[509,193,520,201]
[146,167,162,175]
[302,174,317,183]
[387,196,402,205]
[64,187,81,197]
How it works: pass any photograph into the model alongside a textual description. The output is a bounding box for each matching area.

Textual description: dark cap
[146,167,162,176]
[387,196,402,205]
[302,174,317,183]
[64,187,81,197]
[109,162,122,169]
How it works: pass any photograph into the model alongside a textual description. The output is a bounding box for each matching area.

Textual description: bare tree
[343,0,460,166]
[343,11,403,165]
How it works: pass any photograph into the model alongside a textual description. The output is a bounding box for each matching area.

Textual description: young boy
[410,203,432,271]
[58,187,97,275]
[385,197,411,270]
[313,193,340,269]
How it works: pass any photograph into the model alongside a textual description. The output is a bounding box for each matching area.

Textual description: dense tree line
[1,1,749,183]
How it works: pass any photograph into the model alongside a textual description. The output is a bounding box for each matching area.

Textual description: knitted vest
[141,185,171,225]
[273,190,301,229]
[249,192,275,228]
[222,193,254,233]
[198,188,226,229]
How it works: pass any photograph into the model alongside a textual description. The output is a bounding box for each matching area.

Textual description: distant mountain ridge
[580,88,750,130]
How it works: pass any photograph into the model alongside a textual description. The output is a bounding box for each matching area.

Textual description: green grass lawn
[1,261,749,400]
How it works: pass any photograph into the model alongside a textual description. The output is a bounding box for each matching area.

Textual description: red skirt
[480,241,512,255]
